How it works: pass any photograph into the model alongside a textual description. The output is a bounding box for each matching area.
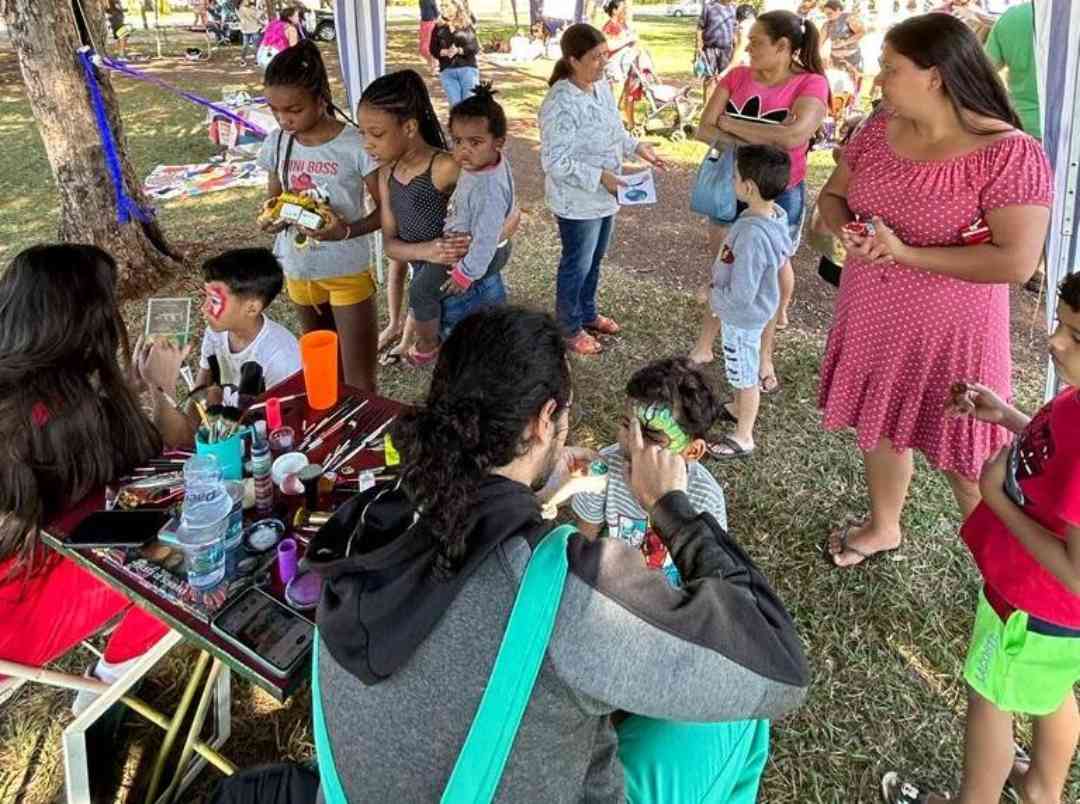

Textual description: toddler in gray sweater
[690,145,793,460]
[436,84,516,303]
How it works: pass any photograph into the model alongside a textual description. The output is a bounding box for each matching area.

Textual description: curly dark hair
[391,307,572,578]
[625,357,722,439]
[1060,272,1080,313]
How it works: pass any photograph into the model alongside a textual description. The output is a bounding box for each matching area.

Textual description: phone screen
[68,510,171,549]
[212,588,313,675]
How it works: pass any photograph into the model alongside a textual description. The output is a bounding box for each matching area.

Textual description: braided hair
[264,39,354,124]
[358,69,448,150]
[391,307,571,579]
[448,82,507,138]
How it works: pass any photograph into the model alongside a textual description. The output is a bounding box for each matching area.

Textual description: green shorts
[963,589,1080,715]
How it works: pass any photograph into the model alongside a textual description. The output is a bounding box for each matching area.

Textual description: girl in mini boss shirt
[258,41,382,391]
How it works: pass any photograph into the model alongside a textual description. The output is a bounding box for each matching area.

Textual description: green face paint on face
[634,403,692,454]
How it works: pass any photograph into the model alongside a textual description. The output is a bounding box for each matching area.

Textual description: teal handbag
[690,142,737,223]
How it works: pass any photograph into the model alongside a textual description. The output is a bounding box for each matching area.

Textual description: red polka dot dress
[818,112,1052,480]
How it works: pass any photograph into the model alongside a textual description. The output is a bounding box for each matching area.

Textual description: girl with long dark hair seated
[0,245,168,702]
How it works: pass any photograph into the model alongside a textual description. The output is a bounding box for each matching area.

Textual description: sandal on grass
[707,436,753,461]
[405,346,439,368]
[1003,744,1031,804]
[760,374,781,395]
[378,349,405,367]
[881,771,950,804]
[584,315,621,336]
[825,521,898,569]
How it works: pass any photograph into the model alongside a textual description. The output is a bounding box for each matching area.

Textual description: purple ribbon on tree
[78,49,154,224]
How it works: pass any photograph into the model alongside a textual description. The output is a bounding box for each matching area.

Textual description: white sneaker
[70,655,141,717]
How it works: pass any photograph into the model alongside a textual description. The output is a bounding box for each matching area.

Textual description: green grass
[0,15,1070,804]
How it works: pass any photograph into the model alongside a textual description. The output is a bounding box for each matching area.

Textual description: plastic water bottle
[251,420,274,517]
[179,454,230,592]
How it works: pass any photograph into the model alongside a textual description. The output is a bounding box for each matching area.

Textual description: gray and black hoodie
[307,476,809,802]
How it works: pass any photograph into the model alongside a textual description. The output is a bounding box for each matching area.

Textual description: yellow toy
[258,192,335,247]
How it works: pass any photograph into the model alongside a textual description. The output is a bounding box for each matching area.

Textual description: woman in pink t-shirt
[695,10,829,396]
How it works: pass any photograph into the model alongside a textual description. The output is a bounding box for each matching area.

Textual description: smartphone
[211,587,313,679]
[68,510,171,549]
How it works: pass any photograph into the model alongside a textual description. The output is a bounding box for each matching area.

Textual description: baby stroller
[624,51,699,142]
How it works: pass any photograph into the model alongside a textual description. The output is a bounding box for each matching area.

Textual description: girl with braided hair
[359,69,518,367]
[257,40,383,391]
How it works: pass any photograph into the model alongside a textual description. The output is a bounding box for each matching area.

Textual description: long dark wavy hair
[886,13,1022,134]
[0,245,161,575]
[548,23,607,86]
[391,308,571,578]
[756,10,826,77]
[358,69,448,150]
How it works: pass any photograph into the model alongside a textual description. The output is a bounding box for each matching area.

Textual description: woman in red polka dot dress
[816,15,1052,568]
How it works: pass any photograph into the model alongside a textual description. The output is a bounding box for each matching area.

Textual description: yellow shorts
[286,271,376,307]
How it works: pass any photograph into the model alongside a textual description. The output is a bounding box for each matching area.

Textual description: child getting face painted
[572,358,729,586]
[136,248,302,448]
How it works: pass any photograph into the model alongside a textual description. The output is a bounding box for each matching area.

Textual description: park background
[0,2,1064,801]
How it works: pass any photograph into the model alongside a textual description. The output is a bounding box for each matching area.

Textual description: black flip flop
[824,521,897,569]
[707,436,754,461]
[760,374,781,395]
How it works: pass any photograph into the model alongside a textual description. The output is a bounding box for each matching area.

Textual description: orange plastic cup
[299,330,339,410]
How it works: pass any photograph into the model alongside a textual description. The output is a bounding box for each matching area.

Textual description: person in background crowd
[419,0,441,73]
[817,14,1051,568]
[539,24,667,356]
[256,4,303,69]
[602,0,639,130]
[191,0,209,30]
[237,0,264,66]
[431,0,482,107]
[821,0,865,90]
[933,0,996,41]
[986,1,1039,140]
[696,0,740,107]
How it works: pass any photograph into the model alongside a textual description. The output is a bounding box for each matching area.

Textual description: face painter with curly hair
[306,306,808,803]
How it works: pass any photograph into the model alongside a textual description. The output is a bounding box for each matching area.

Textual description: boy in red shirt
[883,271,1080,803]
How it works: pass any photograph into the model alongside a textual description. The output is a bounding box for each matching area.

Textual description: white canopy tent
[333,0,387,276]
[1036,0,1080,398]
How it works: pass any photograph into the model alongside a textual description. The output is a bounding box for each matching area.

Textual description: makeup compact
[243,518,286,554]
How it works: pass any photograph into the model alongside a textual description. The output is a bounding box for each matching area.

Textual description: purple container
[277,538,298,586]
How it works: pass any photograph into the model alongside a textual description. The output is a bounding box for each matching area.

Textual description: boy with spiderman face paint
[137,248,301,448]
[572,358,728,585]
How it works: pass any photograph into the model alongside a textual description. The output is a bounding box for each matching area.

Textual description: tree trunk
[0,0,181,298]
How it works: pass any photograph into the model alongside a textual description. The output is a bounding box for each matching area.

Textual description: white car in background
[667,0,702,17]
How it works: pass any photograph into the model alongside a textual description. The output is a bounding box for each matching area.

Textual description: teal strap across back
[310,524,575,804]
[440,524,574,803]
